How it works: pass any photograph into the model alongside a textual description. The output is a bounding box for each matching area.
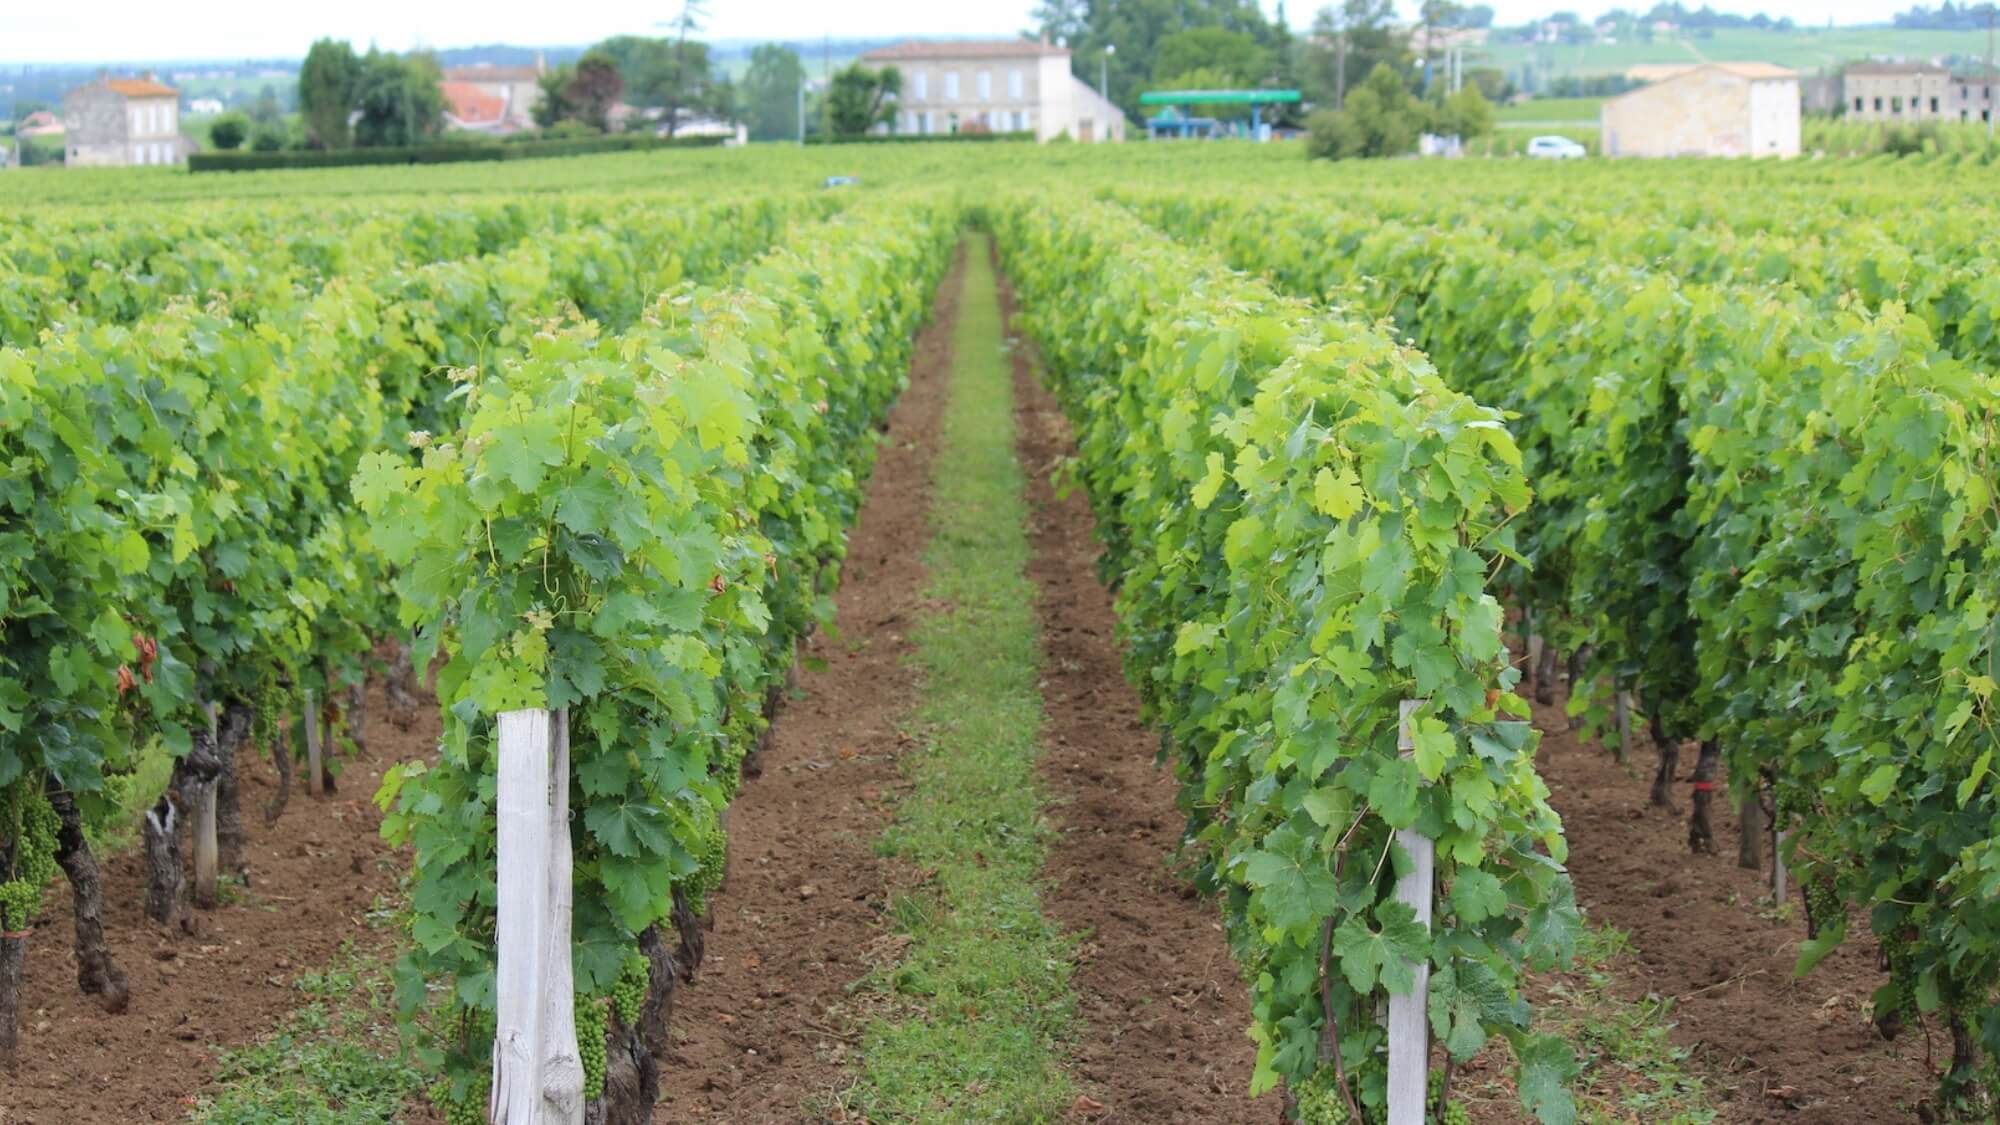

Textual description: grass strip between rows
[854,233,1077,1120]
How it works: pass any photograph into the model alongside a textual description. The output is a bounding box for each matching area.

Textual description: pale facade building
[858,40,1127,142]
[1601,62,1799,158]
[1843,62,1952,122]
[442,57,547,130]
[63,74,189,167]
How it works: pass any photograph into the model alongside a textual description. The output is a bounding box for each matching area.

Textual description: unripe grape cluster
[612,951,649,1026]
[575,994,609,1099]
[0,781,59,931]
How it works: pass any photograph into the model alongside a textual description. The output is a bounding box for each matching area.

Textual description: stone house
[442,57,546,130]
[1842,62,1952,122]
[1948,72,1998,123]
[63,74,188,166]
[1601,62,1799,157]
[857,40,1127,142]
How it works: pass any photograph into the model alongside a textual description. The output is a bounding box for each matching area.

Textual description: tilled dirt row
[1522,681,1933,1123]
[1,677,438,1124]
[656,247,962,1121]
[999,260,1267,1124]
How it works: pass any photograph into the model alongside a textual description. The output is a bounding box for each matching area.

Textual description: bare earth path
[0,678,438,1124]
[1001,261,1267,1125]
[657,247,961,1121]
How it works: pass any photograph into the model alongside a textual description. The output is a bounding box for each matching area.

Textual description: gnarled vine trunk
[344,681,368,759]
[385,640,419,730]
[587,925,678,1125]
[1737,792,1763,871]
[1534,641,1559,706]
[1687,739,1722,854]
[215,699,252,877]
[1647,714,1681,812]
[45,781,128,1012]
[0,835,21,1069]
[265,696,294,825]
[141,795,187,930]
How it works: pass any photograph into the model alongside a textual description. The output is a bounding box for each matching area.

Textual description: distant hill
[1482,25,2000,82]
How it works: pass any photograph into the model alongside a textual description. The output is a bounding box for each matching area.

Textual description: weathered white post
[303,688,324,797]
[193,702,219,909]
[1386,699,1432,1125]
[489,708,584,1125]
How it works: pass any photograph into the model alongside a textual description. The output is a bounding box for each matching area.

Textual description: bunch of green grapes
[1802,875,1843,940]
[434,1086,484,1125]
[0,779,59,932]
[576,994,608,1099]
[253,672,285,756]
[1290,1068,1354,1124]
[680,803,728,916]
[612,950,649,1026]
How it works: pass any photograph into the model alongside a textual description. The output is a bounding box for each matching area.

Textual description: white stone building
[858,40,1126,142]
[1601,62,1799,158]
[63,74,189,167]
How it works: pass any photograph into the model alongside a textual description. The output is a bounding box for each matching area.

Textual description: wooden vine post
[192,702,220,909]
[489,708,584,1125]
[1386,699,1432,1125]
[304,688,324,797]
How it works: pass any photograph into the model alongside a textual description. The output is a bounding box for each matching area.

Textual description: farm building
[63,73,190,167]
[1601,62,1799,158]
[441,58,546,131]
[858,40,1126,142]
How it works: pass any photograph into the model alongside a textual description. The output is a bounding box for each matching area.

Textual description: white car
[1525,135,1588,159]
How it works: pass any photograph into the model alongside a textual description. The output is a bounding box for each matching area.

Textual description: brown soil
[0,677,437,1124]
[1519,681,1933,1123]
[1000,260,1267,1124]
[654,246,961,1121]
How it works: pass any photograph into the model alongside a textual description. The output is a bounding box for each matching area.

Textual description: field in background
[1479,25,2000,80]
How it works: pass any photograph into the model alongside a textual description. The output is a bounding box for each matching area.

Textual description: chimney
[144,69,157,81]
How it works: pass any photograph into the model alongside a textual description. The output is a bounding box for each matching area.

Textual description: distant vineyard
[3,144,2000,1123]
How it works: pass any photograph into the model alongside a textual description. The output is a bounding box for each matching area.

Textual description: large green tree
[740,44,807,142]
[1302,0,1410,110]
[298,38,361,150]
[567,50,626,132]
[1029,0,1278,121]
[823,63,901,137]
[1152,28,1267,84]
[594,34,729,134]
[1305,60,1424,158]
[352,50,445,147]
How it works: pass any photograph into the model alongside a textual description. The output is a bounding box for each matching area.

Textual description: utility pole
[1988,4,1995,141]
[798,74,806,145]
[1335,29,1348,109]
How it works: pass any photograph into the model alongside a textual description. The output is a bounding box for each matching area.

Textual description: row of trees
[298,40,447,149]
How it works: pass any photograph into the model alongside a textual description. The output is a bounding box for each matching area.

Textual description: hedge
[189,133,726,174]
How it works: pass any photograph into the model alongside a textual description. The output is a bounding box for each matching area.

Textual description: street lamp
[1100,43,1115,103]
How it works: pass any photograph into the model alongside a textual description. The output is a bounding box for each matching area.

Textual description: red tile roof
[440,81,507,126]
[445,65,543,84]
[861,39,1068,61]
[106,78,178,98]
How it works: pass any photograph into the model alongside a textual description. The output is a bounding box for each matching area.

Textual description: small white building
[1600,62,1799,158]
[858,39,1126,142]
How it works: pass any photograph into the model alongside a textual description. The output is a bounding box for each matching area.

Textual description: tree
[533,66,577,129]
[250,85,283,125]
[567,51,625,131]
[1153,28,1268,84]
[207,112,250,150]
[249,125,286,152]
[1031,0,1278,122]
[1303,0,1409,110]
[298,38,361,150]
[352,50,445,148]
[1432,81,1494,138]
[740,44,806,141]
[1305,61,1425,158]
[595,34,726,135]
[824,63,901,137]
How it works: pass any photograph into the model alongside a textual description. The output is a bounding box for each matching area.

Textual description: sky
[0,1,1934,65]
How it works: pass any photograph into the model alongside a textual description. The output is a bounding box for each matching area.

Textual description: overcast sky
[2,1,1930,65]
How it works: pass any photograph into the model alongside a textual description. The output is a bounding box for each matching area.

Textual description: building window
[977,71,991,99]
[1931,96,1940,112]
[947,111,959,133]
[1853,96,1863,112]
[913,72,927,101]
[1874,96,1883,111]
[944,72,959,99]
[1009,69,1024,98]
[1012,110,1024,131]
[1892,96,1903,112]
